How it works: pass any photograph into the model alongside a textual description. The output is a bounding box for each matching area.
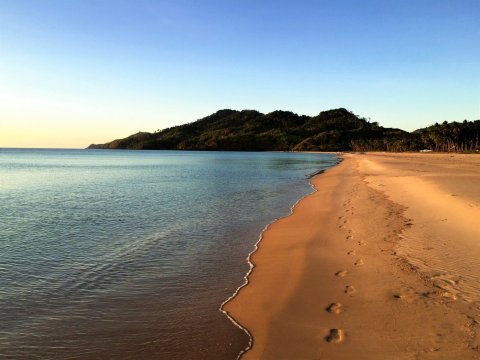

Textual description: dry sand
[223,152,480,359]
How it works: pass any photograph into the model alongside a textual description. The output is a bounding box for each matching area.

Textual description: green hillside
[87,108,480,152]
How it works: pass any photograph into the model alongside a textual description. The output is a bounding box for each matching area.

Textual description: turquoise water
[0,149,338,359]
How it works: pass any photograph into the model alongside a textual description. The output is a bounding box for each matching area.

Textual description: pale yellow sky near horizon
[1,0,478,149]
[0,89,188,148]
[2,84,478,149]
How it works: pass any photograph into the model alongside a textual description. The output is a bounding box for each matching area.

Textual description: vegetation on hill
[87,108,480,152]
[414,121,480,152]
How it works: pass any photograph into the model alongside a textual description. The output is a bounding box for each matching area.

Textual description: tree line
[88,109,480,153]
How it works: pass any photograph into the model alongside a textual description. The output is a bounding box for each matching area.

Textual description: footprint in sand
[404,219,414,227]
[326,303,343,314]
[335,270,348,277]
[393,293,416,302]
[326,329,344,343]
[429,275,460,300]
[345,285,356,294]
[392,286,418,303]
[347,250,356,255]
[354,259,364,266]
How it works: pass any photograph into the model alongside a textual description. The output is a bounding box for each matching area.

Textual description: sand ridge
[223,153,480,359]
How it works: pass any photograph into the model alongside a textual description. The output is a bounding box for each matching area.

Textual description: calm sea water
[0,149,338,359]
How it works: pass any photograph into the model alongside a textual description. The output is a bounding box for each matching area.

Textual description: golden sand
[223,153,480,359]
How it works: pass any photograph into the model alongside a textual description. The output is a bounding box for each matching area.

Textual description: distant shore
[223,152,480,359]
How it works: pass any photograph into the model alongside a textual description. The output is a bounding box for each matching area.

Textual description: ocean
[0,148,338,359]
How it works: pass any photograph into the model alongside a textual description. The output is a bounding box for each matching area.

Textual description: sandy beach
[223,153,480,359]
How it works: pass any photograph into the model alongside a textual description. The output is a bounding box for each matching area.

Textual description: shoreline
[224,152,480,359]
[220,155,342,359]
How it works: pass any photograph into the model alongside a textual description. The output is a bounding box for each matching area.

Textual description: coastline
[223,152,480,359]
[220,155,342,359]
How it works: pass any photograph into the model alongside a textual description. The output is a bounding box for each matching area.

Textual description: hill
[87,108,480,152]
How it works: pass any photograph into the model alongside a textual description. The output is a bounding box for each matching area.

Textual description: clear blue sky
[1,0,479,147]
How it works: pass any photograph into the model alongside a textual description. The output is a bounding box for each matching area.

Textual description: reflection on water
[0,149,338,359]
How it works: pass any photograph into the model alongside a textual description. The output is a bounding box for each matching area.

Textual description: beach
[223,153,480,359]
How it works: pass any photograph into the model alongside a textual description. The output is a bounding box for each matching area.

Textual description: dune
[223,152,480,359]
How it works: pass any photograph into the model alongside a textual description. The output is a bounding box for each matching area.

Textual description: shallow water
[0,149,338,359]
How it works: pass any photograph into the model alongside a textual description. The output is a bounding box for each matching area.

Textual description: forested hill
[87,108,480,152]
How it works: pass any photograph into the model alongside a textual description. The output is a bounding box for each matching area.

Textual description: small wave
[57,228,175,298]
[220,157,341,359]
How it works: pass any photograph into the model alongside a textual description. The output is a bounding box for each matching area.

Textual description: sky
[0,0,479,148]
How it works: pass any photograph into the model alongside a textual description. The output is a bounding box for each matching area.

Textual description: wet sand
[223,152,480,359]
